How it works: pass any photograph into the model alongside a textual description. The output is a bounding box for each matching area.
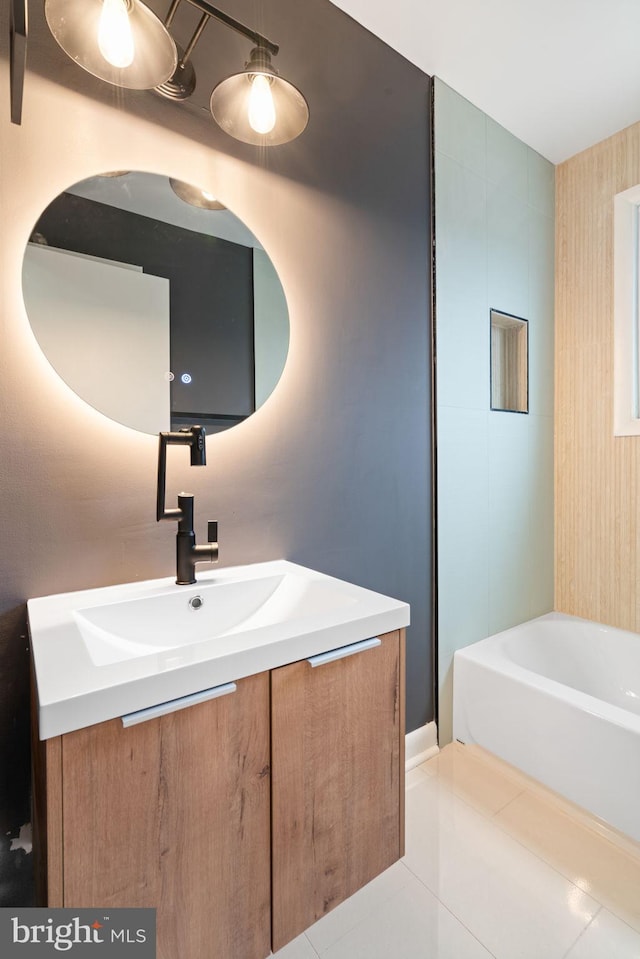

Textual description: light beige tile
[494,789,640,932]
[427,742,524,817]
[463,743,534,790]
[469,744,640,860]
[565,909,640,959]
[404,776,598,959]
[304,861,414,955]
[321,872,494,959]
[272,933,320,958]
[406,764,431,789]
[419,754,439,776]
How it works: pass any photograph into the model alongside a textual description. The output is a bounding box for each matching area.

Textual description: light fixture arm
[180,12,209,65]
[167,0,279,61]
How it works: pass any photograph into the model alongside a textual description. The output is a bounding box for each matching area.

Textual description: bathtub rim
[453,611,640,736]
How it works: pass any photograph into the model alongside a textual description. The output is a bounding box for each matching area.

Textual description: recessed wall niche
[490,309,529,413]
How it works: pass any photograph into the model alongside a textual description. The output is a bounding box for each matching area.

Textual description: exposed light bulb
[248,74,276,135]
[201,190,216,202]
[98,0,135,69]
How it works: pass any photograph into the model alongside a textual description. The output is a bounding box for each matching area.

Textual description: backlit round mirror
[22,171,290,434]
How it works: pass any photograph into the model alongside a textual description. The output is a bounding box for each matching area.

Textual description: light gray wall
[435,79,555,743]
[0,0,432,904]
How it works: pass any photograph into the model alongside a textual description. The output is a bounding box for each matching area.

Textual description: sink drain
[188,595,204,610]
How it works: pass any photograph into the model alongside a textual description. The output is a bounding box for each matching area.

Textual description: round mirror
[22,171,290,434]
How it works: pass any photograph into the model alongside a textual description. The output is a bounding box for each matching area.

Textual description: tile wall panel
[435,79,555,742]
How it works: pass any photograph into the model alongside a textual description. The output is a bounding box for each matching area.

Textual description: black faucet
[156,426,219,585]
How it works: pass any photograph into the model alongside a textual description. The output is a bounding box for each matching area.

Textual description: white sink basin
[75,573,358,666]
[29,560,410,739]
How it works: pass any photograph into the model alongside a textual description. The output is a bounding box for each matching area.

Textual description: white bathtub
[453,612,640,842]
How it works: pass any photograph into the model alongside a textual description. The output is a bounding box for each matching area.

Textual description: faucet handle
[208,521,218,544]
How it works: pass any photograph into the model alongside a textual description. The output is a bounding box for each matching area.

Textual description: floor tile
[320,873,494,959]
[494,789,640,932]
[407,765,431,789]
[565,909,640,959]
[463,743,532,789]
[403,776,598,959]
[427,742,525,817]
[271,933,320,958]
[420,755,438,776]
[279,744,640,959]
[304,861,413,955]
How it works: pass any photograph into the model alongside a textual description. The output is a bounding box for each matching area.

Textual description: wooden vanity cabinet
[32,671,272,959]
[32,629,405,959]
[271,629,405,949]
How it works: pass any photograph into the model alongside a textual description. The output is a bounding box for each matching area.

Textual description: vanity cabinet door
[270,629,405,950]
[58,671,271,959]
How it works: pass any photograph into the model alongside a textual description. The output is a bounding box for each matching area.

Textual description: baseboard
[405,721,438,771]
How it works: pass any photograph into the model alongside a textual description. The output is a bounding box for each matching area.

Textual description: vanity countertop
[28,560,410,739]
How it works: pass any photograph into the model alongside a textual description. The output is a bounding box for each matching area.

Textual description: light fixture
[42,0,309,145]
[210,46,309,146]
[157,0,308,145]
[44,0,178,89]
[169,178,226,210]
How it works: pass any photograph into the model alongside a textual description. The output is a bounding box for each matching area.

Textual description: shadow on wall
[0,607,33,905]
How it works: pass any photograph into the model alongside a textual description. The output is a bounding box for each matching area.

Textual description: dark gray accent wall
[0,0,432,905]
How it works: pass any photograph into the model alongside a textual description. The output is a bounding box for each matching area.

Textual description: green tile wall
[435,79,555,743]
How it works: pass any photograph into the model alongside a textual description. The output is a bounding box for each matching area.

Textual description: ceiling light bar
[168,0,278,56]
[38,0,309,145]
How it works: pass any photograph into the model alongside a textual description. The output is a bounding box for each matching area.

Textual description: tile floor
[272,742,640,959]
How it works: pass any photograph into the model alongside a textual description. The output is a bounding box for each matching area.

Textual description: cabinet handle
[121,682,237,727]
[307,636,381,668]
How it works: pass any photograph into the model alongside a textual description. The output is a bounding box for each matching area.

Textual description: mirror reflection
[22,171,290,434]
